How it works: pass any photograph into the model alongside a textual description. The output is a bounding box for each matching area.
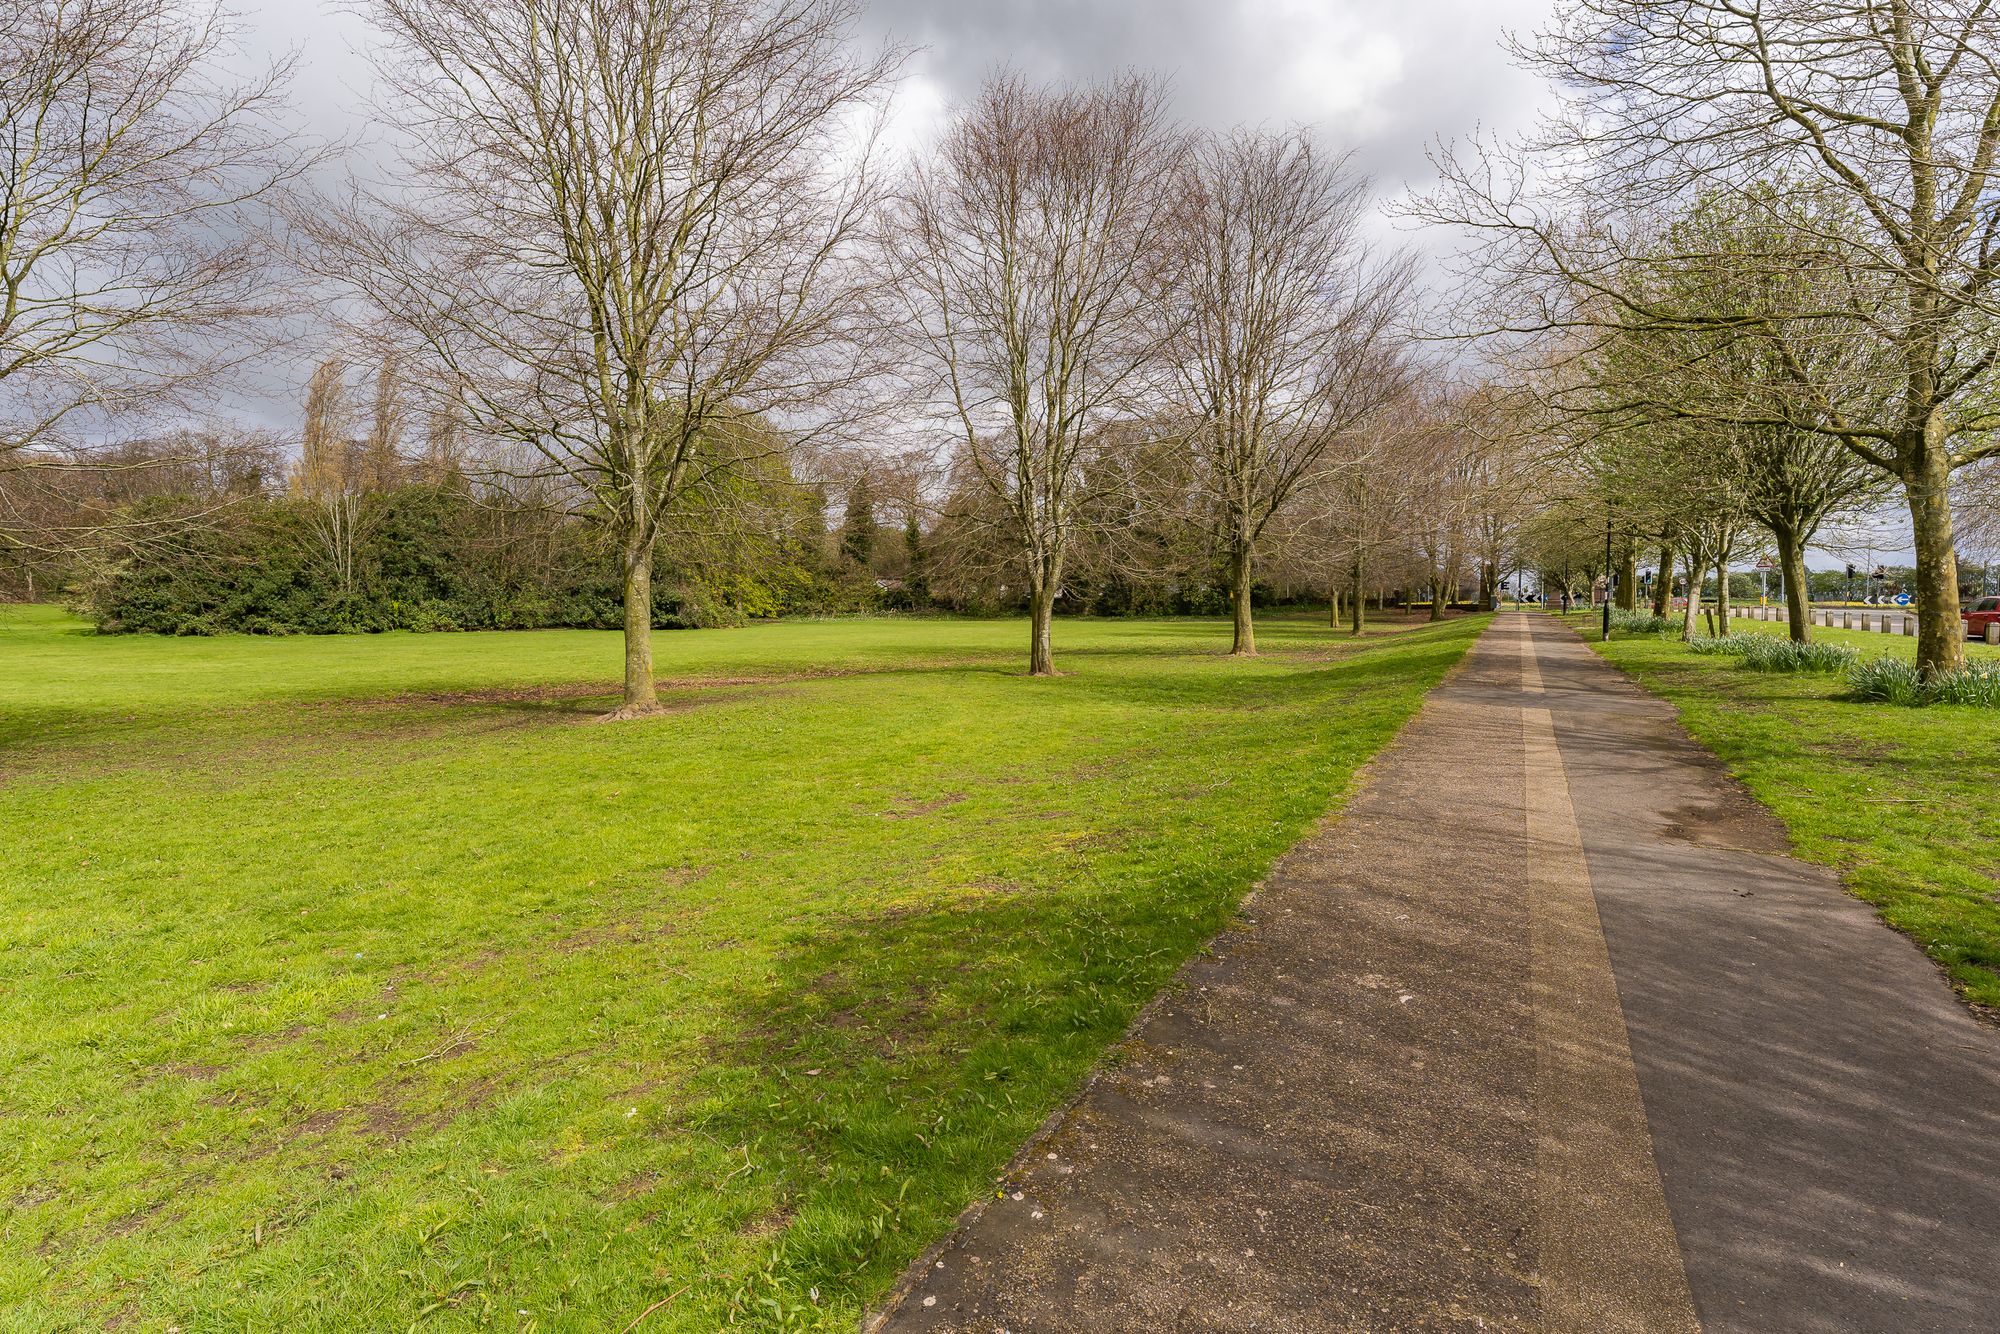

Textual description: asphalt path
[866,614,2000,1332]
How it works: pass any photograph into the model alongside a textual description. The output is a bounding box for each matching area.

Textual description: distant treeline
[51,431,879,636]
[90,485,841,636]
[33,428,1333,637]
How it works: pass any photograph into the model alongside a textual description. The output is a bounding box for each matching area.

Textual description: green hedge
[85,486,868,635]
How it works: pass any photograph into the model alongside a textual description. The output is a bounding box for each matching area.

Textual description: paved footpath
[868,614,2000,1333]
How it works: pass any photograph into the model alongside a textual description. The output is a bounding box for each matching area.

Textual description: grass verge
[1561,611,2000,1012]
[1,607,1482,1332]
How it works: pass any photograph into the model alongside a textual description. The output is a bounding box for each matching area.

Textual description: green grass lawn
[1561,611,2000,1011]
[1,606,1483,1332]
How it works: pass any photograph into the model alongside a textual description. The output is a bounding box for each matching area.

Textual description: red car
[1965,595,2000,640]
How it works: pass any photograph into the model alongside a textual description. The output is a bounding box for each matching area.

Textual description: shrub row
[83,486,873,635]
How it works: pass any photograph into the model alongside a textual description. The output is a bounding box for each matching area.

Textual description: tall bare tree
[292,358,369,602]
[1164,128,1414,654]
[1293,396,1426,636]
[887,73,1185,675]
[1404,392,1482,620]
[0,0,306,551]
[359,357,406,492]
[312,0,899,714]
[1459,384,1539,611]
[1418,0,2000,674]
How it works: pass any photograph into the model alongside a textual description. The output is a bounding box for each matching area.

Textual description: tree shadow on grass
[667,833,1257,1323]
[647,623,1487,1323]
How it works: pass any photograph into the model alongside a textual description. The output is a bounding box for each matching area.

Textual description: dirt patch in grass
[358,683,615,709]
[883,793,967,819]
[549,911,691,955]
[229,1022,309,1055]
[611,1170,661,1202]
[743,1202,796,1239]
[357,1071,508,1144]
[656,659,991,692]
[105,1200,167,1239]
[164,1061,224,1081]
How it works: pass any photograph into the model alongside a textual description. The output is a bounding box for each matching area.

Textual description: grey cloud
[853,0,1551,191]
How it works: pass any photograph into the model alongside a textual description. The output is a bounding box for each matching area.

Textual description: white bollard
[1904,617,1916,637]
[1988,623,1999,646]
[1842,612,1853,630]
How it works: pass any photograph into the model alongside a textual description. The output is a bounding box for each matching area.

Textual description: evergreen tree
[903,511,928,601]
[840,477,878,568]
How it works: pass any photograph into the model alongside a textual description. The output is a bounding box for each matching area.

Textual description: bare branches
[884,71,1186,674]
[0,0,313,544]
[1415,0,2000,671]
[1162,127,1415,652]
[307,0,902,710]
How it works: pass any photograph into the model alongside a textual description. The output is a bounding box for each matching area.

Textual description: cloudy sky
[233,0,1554,394]
[225,0,1919,565]
[242,0,1555,184]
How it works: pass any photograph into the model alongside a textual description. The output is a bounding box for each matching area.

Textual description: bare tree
[0,0,308,553]
[1957,459,2000,577]
[887,72,1185,675]
[1164,128,1414,654]
[1293,396,1426,635]
[1417,0,2000,674]
[358,357,406,492]
[1458,384,1539,611]
[1404,392,1483,620]
[292,358,369,602]
[311,0,900,714]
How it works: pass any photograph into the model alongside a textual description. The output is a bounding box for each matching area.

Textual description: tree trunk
[1350,550,1366,636]
[1651,543,1674,617]
[1774,526,1811,644]
[1028,570,1057,676]
[1617,542,1639,611]
[1329,583,1342,628]
[1429,565,1446,621]
[1906,442,1966,678]
[616,536,658,716]
[1229,542,1256,655]
[1681,550,1703,641]
[1714,555,1730,636]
